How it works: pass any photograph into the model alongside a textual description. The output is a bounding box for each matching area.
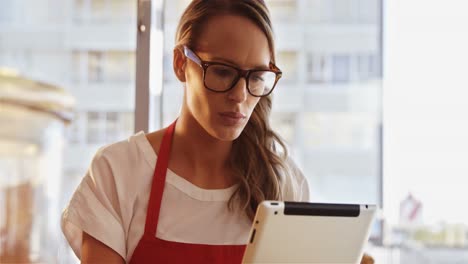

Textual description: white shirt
[61,131,310,261]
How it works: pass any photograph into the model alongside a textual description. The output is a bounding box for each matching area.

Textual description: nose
[227,77,248,103]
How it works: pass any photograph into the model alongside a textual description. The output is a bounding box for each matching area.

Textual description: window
[305,0,380,24]
[307,54,331,83]
[85,111,134,144]
[332,54,351,83]
[73,0,87,23]
[105,111,120,141]
[86,111,106,144]
[153,0,383,209]
[104,51,135,82]
[71,51,84,82]
[356,53,380,81]
[268,0,298,21]
[0,1,14,23]
[73,0,136,24]
[85,51,135,83]
[88,51,104,82]
[0,2,137,261]
[67,112,86,144]
[89,0,109,23]
[277,51,298,82]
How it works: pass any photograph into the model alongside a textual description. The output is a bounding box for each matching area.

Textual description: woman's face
[180,14,271,141]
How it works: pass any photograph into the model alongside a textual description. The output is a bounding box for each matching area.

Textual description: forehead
[194,14,271,69]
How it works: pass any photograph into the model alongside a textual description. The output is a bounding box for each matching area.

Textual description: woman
[62,0,309,263]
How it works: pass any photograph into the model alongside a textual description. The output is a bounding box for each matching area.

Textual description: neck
[170,111,234,189]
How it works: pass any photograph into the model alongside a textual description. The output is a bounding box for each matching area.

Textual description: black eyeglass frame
[183,45,282,97]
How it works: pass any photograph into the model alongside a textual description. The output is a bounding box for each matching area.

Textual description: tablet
[242,201,377,264]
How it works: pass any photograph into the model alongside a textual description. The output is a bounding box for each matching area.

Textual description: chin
[211,125,244,141]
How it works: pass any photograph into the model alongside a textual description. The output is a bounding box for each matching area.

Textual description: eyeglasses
[183,46,282,97]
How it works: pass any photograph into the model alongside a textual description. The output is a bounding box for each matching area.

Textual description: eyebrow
[209,56,270,70]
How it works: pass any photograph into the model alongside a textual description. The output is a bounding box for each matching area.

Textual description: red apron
[129,121,246,264]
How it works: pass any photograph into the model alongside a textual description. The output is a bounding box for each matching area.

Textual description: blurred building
[0,0,382,212]
[0,0,137,187]
[162,0,383,205]
[1,0,382,262]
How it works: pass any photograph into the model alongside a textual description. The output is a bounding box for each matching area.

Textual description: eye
[213,68,233,77]
[250,72,266,83]
[253,76,264,82]
[209,65,236,79]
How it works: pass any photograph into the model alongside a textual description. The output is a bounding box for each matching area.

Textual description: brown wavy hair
[175,0,298,219]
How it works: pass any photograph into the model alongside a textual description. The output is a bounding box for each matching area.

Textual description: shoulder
[62,132,160,259]
[145,128,166,156]
[82,131,158,201]
[97,132,143,161]
[93,130,163,169]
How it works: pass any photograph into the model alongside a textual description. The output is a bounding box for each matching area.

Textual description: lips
[218,111,246,126]
[219,112,246,119]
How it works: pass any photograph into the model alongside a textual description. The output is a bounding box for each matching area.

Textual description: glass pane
[268,0,382,207]
[383,1,468,262]
[153,0,187,128]
[152,0,382,207]
[88,51,104,82]
[150,0,386,260]
[307,54,331,83]
[0,0,137,262]
[331,54,351,83]
[150,0,382,255]
[272,0,383,251]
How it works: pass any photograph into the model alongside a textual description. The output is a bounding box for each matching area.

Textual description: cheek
[185,68,207,106]
[185,66,203,92]
[185,80,216,121]
[247,97,261,115]
[186,84,207,109]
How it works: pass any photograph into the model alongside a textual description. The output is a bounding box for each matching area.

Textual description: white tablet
[242,201,377,264]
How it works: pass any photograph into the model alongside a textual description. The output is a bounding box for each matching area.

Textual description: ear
[173,47,187,82]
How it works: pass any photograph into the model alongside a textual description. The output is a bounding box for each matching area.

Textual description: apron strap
[144,120,177,236]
